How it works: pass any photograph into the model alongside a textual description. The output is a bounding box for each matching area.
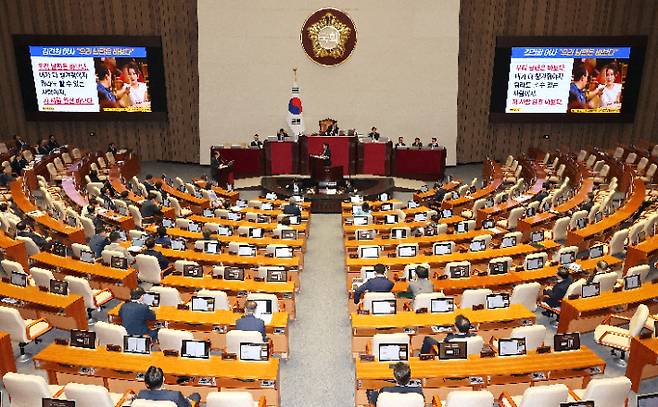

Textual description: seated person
[119,287,158,340]
[367,362,423,405]
[420,314,474,354]
[37,139,50,155]
[424,214,440,236]
[200,228,221,246]
[88,227,110,258]
[0,202,21,225]
[84,200,104,230]
[580,192,596,213]
[118,190,132,207]
[141,193,163,219]
[407,266,433,298]
[532,182,551,204]
[276,128,288,140]
[99,187,116,210]
[542,266,573,311]
[235,300,267,341]
[15,221,51,250]
[154,226,172,248]
[433,187,447,203]
[283,197,302,217]
[154,181,168,202]
[250,134,263,148]
[0,168,16,187]
[395,137,406,148]
[428,137,440,148]
[136,366,200,407]
[106,230,135,263]
[353,202,371,216]
[143,174,156,192]
[586,260,609,284]
[142,237,170,270]
[107,142,118,154]
[47,134,59,151]
[368,127,380,140]
[88,169,102,183]
[353,263,394,304]
[411,137,423,148]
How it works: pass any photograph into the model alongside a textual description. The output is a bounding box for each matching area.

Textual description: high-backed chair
[101,249,125,266]
[469,235,491,251]
[196,289,231,310]
[548,164,566,183]
[226,329,265,355]
[64,275,114,321]
[460,289,492,309]
[94,321,128,348]
[506,325,546,351]
[0,306,52,362]
[170,196,192,217]
[30,266,55,289]
[523,252,547,270]
[592,271,620,292]
[509,282,541,311]
[206,391,266,407]
[499,383,568,407]
[496,207,525,230]
[128,205,144,228]
[625,152,637,165]
[371,333,410,361]
[64,382,134,407]
[2,372,65,407]
[461,198,485,219]
[593,164,610,184]
[412,292,446,311]
[641,163,657,183]
[135,253,164,286]
[131,401,178,407]
[158,328,195,352]
[363,292,396,312]
[594,304,649,366]
[569,210,588,230]
[432,241,455,256]
[551,216,570,242]
[626,264,650,282]
[149,286,182,306]
[15,236,40,257]
[451,334,484,356]
[1,259,26,280]
[442,390,494,407]
[376,392,424,407]
[246,293,280,315]
[567,376,631,407]
[609,228,628,258]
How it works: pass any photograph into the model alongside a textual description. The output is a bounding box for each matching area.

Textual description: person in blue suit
[118,287,158,341]
[236,300,267,341]
[135,366,200,407]
[353,263,394,304]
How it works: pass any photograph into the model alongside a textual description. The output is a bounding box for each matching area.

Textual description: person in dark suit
[353,264,394,304]
[412,137,423,148]
[250,134,263,148]
[580,192,596,213]
[428,137,440,148]
[368,127,380,140]
[326,122,339,136]
[88,169,102,183]
[586,260,609,284]
[37,139,50,155]
[9,155,23,174]
[143,174,156,193]
[210,150,221,181]
[136,366,200,407]
[88,227,110,258]
[153,181,168,202]
[119,287,158,340]
[13,135,27,151]
[0,167,14,187]
[420,314,475,354]
[283,197,302,217]
[141,193,163,219]
[532,182,551,204]
[542,266,573,311]
[17,150,29,169]
[276,128,288,140]
[107,142,118,154]
[47,135,59,152]
[142,237,170,270]
[15,221,51,250]
[368,362,423,405]
[154,226,172,248]
[321,143,332,166]
[433,187,448,203]
[395,137,406,149]
[235,300,267,341]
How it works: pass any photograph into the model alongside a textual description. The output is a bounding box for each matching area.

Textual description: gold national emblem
[307,12,351,58]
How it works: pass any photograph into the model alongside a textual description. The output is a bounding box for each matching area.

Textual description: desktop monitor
[190,296,215,312]
[554,333,581,352]
[204,241,220,254]
[576,217,588,229]
[624,274,641,290]
[449,265,470,279]
[188,222,201,232]
[489,261,508,275]
[111,256,128,269]
[525,207,536,217]
[181,340,210,359]
[217,226,232,236]
[430,298,455,313]
[380,203,393,211]
[378,343,408,361]
[266,268,288,282]
[486,293,510,309]
[441,209,453,218]
[123,335,151,354]
[265,192,277,200]
[183,264,203,278]
[637,230,647,243]
[274,247,293,258]
[142,292,160,307]
[171,239,186,250]
[51,242,67,256]
[67,215,77,227]
[581,282,601,298]
[397,245,417,258]
[224,267,245,281]
[413,212,427,222]
[542,201,551,211]
[227,212,240,221]
[498,338,527,357]
[420,185,429,192]
[254,299,273,316]
[351,205,362,215]
[43,399,75,407]
[359,246,380,259]
[525,257,544,270]
[10,271,27,287]
[132,237,146,248]
[407,200,419,209]
[363,268,376,281]
[371,299,396,315]
[434,243,453,255]
[456,222,468,233]
[391,229,407,239]
[469,240,486,252]
[439,341,467,360]
[240,342,269,361]
[350,196,363,204]
[80,250,95,263]
[485,197,495,208]
[356,230,374,240]
[530,230,544,243]
[384,215,397,224]
[237,245,256,256]
[236,200,247,208]
[638,393,658,407]
[261,202,273,210]
[281,229,298,240]
[203,209,213,217]
[161,218,174,228]
[70,329,96,349]
[288,215,300,225]
[482,219,495,229]
[49,279,68,295]
[594,211,603,223]
[559,252,576,265]
[379,193,389,201]
[353,216,368,226]
[589,244,604,259]
[560,402,594,407]
[501,236,517,248]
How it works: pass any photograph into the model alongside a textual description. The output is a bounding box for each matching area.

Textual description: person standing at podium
[321,143,332,166]
[210,150,221,182]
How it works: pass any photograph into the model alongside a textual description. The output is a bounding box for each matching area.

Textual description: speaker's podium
[216,160,235,188]
[309,155,343,188]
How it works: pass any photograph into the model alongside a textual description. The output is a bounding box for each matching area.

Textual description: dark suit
[368,132,380,139]
[88,234,109,258]
[532,190,549,204]
[17,230,49,250]
[143,248,169,270]
[47,140,59,151]
[136,389,191,407]
[210,156,220,181]
[37,146,49,155]
[433,188,447,203]
[144,181,156,193]
[420,332,475,354]
[154,235,172,248]
[369,385,424,405]
[140,200,162,218]
[118,300,157,340]
[544,276,573,308]
[250,141,263,148]
[283,204,301,217]
[353,276,394,304]
[581,200,594,213]
[236,314,267,341]
[322,147,332,166]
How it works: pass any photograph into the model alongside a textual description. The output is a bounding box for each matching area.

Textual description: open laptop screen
[501,236,517,248]
[240,342,269,361]
[359,246,380,259]
[70,329,96,349]
[371,299,396,315]
[449,265,469,279]
[486,293,510,309]
[439,341,467,360]
[581,282,600,298]
[190,296,215,312]
[181,340,210,359]
[10,271,27,287]
[397,245,417,258]
[49,279,68,295]
[142,292,160,307]
[430,298,454,313]
[124,335,151,354]
[498,338,527,357]
[434,243,452,255]
[554,333,581,352]
[378,343,408,361]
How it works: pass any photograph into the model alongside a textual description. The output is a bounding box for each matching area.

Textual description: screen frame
[13,34,168,121]
[490,36,647,123]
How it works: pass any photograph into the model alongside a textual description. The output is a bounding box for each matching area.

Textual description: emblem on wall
[301,8,357,66]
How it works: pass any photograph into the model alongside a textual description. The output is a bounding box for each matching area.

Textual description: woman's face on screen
[605,68,615,85]
[128,68,139,85]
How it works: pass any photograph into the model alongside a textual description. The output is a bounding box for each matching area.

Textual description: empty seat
[372,333,410,361]
[0,306,52,362]
[64,382,134,407]
[509,282,541,311]
[567,376,631,407]
[460,289,492,309]
[594,304,649,366]
[94,321,128,348]
[206,391,265,407]
[30,266,55,289]
[442,390,494,407]
[64,275,114,317]
[226,329,265,355]
[196,289,231,310]
[376,392,424,407]
[149,286,182,307]
[2,372,65,407]
[499,383,568,407]
[135,253,164,285]
[158,328,195,352]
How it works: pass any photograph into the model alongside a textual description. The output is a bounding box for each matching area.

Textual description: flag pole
[293,67,297,82]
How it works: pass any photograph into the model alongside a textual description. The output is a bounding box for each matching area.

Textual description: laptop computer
[498,337,526,356]
[554,333,581,352]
